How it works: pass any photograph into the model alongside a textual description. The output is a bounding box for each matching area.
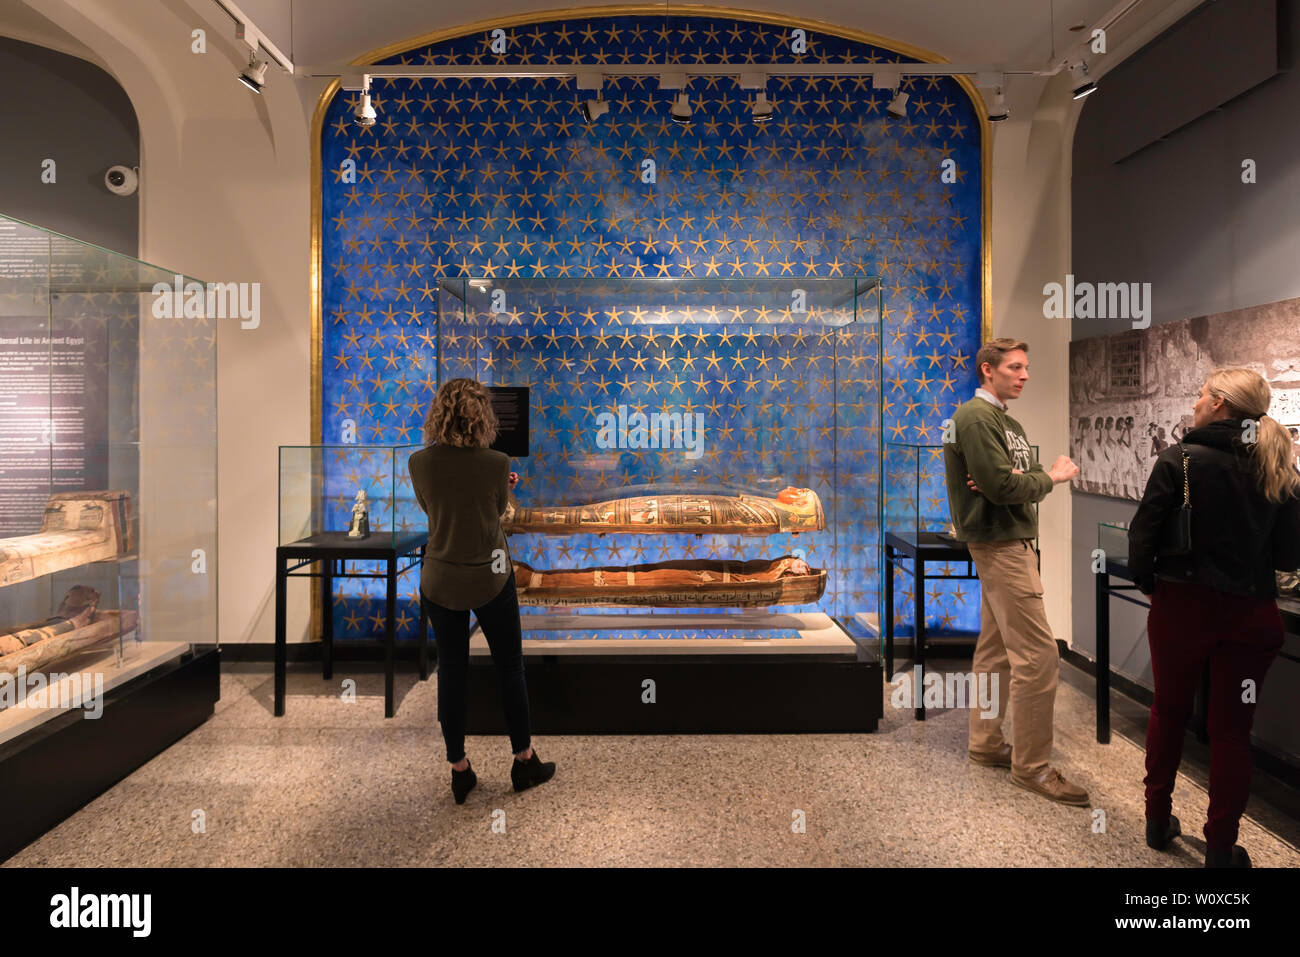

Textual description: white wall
[988,74,1083,645]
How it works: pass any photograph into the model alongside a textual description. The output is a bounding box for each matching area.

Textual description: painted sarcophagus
[0,491,132,588]
[503,486,824,535]
[513,555,825,607]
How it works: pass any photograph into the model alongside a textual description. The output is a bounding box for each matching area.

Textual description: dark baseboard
[882,637,976,674]
[221,640,431,663]
[1060,644,1300,793]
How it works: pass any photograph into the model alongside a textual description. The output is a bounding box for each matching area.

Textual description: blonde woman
[1129,369,1300,867]
[408,378,555,804]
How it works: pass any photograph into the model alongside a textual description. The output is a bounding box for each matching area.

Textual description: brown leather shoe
[1010,767,1090,806]
[969,743,1012,767]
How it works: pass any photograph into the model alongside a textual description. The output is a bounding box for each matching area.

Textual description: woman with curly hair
[408,378,555,804]
[1129,368,1300,867]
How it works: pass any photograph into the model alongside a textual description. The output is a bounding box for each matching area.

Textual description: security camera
[105,165,138,196]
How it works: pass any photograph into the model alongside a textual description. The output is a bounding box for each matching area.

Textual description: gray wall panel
[1128,111,1235,324]
[1103,0,1277,163]
[1072,0,1300,762]
[0,37,138,256]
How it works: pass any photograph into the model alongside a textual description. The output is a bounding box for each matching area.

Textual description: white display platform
[469,611,861,656]
[854,611,881,637]
[0,637,191,747]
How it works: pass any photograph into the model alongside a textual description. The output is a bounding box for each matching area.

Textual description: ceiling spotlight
[1070,60,1097,99]
[872,70,907,117]
[237,51,268,93]
[988,88,1010,122]
[670,91,692,125]
[354,88,376,127]
[582,90,609,122]
[752,90,774,123]
[577,72,608,122]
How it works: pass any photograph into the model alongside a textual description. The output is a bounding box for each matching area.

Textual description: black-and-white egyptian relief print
[1069,297,1300,501]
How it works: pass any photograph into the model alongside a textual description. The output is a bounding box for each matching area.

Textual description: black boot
[1145,814,1181,851]
[511,750,556,792]
[1205,845,1251,868]
[451,760,477,805]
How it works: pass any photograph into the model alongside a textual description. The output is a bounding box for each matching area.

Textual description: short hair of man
[975,338,1029,384]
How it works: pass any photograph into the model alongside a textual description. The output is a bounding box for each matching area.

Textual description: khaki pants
[966,538,1059,776]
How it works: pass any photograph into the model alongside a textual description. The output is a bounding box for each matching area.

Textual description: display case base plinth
[466,649,881,733]
[0,646,219,862]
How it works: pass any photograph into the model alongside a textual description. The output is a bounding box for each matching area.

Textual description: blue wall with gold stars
[318,12,985,643]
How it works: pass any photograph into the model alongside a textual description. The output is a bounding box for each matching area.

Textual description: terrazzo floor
[6,660,1298,867]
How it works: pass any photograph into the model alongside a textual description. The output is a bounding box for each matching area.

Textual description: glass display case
[882,440,1040,638]
[882,441,970,640]
[885,440,1041,544]
[279,444,422,547]
[1098,520,1131,568]
[0,212,216,747]
[884,442,954,545]
[427,276,884,652]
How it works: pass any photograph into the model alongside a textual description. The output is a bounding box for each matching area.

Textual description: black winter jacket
[1128,419,1300,597]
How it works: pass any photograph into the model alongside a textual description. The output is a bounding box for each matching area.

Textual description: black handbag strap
[1177,442,1190,509]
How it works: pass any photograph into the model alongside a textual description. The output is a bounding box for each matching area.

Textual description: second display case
[433,275,884,654]
[313,274,889,730]
[279,444,422,549]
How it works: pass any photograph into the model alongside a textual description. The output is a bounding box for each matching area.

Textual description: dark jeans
[1144,579,1283,851]
[422,575,531,763]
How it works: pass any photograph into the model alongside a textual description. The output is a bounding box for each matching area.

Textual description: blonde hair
[1204,368,1300,504]
[423,378,498,448]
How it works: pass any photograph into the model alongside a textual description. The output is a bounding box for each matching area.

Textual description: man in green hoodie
[943,337,1088,806]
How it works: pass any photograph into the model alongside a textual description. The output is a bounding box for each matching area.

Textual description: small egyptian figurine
[346,490,370,539]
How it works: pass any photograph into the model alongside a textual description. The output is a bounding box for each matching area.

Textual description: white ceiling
[1,0,1205,115]
[231,0,1163,69]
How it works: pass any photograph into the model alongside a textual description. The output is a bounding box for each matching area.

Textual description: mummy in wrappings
[0,491,132,587]
[513,555,825,607]
[0,586,137,679]
[503,486,824,536]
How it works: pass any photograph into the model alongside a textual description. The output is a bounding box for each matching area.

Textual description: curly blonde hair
[423,378,499,448]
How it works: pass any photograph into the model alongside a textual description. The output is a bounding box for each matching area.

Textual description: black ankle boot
[510,750,556,792]
[451,760,476,804]
[1205,845,1251,868]
[1146,814,1181,851]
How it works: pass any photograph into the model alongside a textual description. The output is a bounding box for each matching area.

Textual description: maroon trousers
[1144,579,1283,852]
